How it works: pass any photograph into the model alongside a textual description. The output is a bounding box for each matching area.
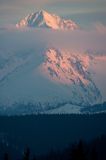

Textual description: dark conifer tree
[91,147,98,160]
[71,140,87,160]
[32,155,37,160]
[23,147,30,160]
[4,153,9,160]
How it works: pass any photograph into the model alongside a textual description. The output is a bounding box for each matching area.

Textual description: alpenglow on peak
[16,10,78,30]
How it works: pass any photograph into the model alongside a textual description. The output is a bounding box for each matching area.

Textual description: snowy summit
[16,10,78,30]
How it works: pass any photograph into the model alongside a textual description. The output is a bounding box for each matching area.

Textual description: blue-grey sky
[0,0,106,28]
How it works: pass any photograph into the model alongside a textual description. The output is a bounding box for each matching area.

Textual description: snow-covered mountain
[42,48,90,85]
[40,48,101,105]
[0,46,103,115]
[16,10,78,30]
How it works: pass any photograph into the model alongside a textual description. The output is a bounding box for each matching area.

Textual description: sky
[0,0,106,28]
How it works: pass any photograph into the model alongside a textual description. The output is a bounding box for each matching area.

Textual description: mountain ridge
[16,10,78,30]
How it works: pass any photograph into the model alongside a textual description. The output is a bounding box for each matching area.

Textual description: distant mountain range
[16,10,78,30]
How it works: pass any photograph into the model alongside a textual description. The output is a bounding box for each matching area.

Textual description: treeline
[2,135,106,160]
[81,101,106,113]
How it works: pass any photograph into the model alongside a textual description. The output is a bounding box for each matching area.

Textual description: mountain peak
[39,10,48,14]
[16,10,78,30]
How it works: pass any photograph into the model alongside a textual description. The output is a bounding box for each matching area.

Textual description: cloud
[0,27,106,54]
[0,0,105,9]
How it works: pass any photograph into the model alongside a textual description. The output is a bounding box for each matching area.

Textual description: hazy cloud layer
[0,25,106,54]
